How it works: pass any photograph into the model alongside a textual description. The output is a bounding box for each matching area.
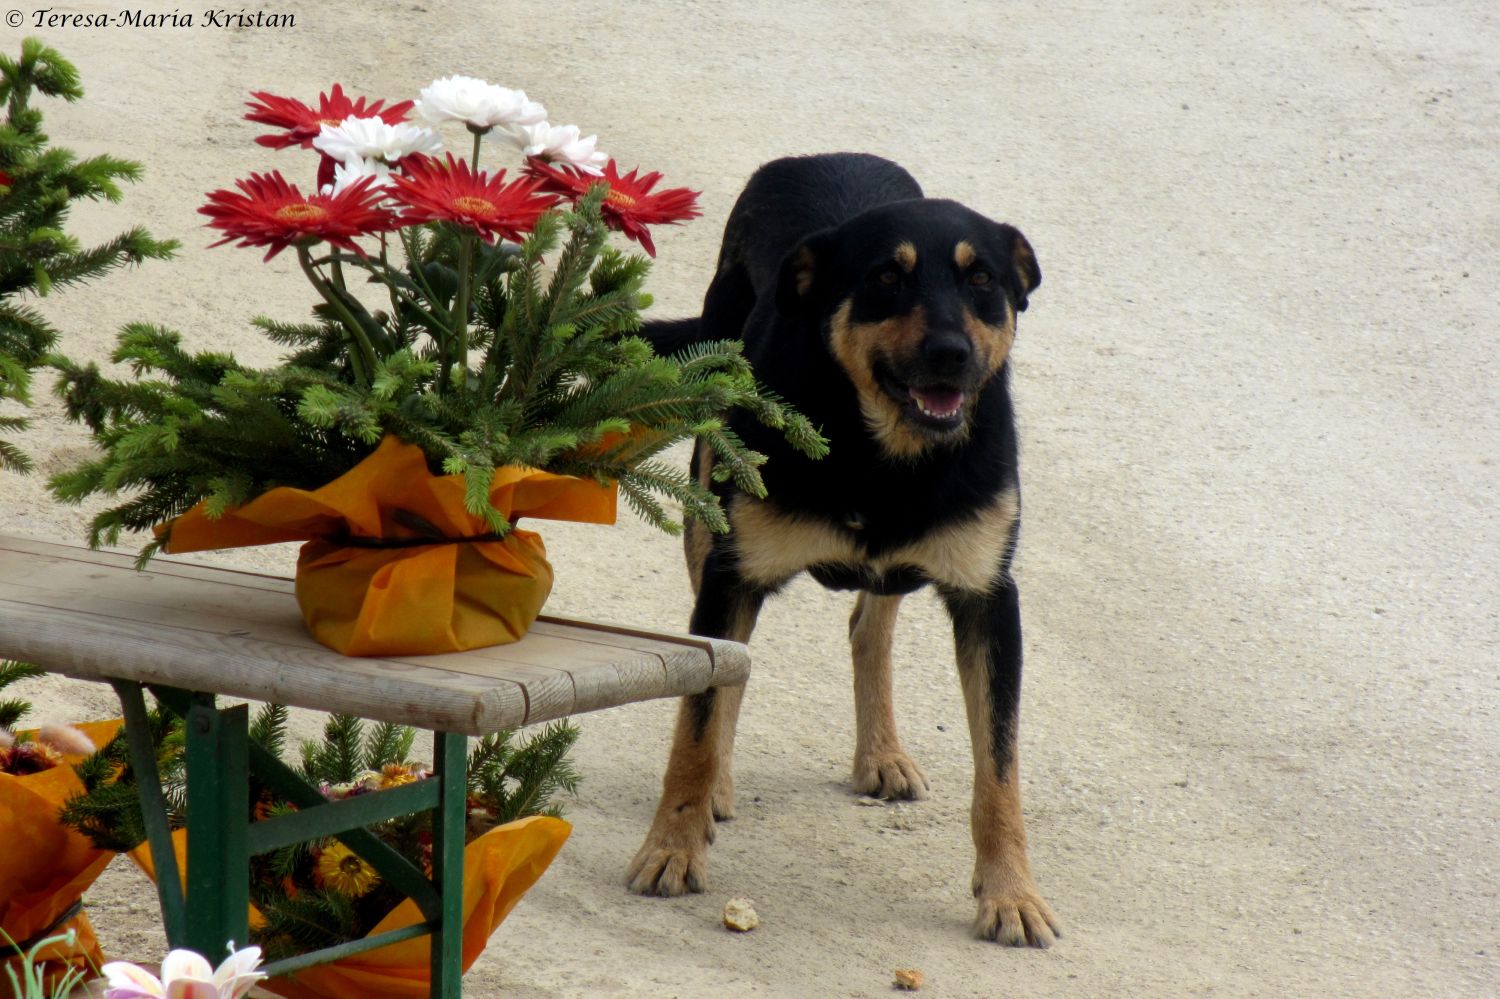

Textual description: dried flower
[2,739,63,775]
[37,723,96,757]
[379,762,423,788]
[315,840,381,897]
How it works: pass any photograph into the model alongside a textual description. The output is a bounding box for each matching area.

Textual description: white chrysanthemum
[313,116,441,166]
[415,75,547,131]
[321,155,395,196]
[505,122,608,176]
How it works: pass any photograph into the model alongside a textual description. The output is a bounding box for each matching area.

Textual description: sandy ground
[3,1,1498,996]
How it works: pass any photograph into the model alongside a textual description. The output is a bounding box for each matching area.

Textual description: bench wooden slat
[0,536,746,734]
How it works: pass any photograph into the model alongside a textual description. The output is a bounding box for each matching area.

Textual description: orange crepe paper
[131,817,570,999]
[1,720,123,988]
[160,436,616,656]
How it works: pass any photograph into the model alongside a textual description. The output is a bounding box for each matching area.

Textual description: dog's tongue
[911,386,965,418]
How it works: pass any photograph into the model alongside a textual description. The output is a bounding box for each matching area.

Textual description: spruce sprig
[0,38,176,471]
[0,659,43,731]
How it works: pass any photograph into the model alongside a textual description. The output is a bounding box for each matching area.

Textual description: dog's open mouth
[875,366,969,432]
[909,385,965,422]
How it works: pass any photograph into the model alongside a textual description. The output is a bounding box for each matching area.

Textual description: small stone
[894,967,924,990]
[723,896,759,932]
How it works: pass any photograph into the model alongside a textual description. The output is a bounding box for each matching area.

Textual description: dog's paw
[973,883,1061,948]
[626,804,715,897]
[853,750,930,801]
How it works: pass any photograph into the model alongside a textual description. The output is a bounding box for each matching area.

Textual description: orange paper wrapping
[0,720,122,986]
[160,436,616,656]
[131,817,570,999]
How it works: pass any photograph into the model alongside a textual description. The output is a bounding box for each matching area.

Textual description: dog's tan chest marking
[730,489,1019,593]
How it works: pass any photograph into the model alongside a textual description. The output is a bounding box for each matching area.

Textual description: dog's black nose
[921,332,972,374]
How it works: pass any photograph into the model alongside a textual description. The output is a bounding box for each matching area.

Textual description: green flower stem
[444,229,475,393]
[378,232,401,318]
[435,130,487,393]
[297,244,375,387]
[367,260,447,338]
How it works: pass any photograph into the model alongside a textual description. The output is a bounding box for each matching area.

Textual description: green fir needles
[0,38,176,472]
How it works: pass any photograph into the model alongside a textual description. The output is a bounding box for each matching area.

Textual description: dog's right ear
[775,233,834,318]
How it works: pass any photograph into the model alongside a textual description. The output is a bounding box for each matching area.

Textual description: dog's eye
[876,268,902,287]
[968,270,993,287]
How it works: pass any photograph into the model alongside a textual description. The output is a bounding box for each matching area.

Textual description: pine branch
[250,703,290,759]
[362,721,416,771]
[300,714,365,784]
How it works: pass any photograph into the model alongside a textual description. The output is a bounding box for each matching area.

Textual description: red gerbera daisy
[387,153,559,244]
[199,171,398,261]
[526,158,700,257]
[245,83,414,150]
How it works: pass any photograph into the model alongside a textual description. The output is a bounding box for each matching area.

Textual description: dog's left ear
[1000,224,1041,312]
[775,232,834,318]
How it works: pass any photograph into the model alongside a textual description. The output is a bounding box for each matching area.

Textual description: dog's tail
[638,316,706,357]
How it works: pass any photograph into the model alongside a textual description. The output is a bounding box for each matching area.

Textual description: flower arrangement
[0,38,175,472]
[0,662,121,991]
[64,702,580,989]
[48,74,825,551]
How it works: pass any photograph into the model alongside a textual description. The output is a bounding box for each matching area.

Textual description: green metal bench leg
[110,679,188,945]
[111,683,471,994]
[184,696,251,959]
[430,731,466,999]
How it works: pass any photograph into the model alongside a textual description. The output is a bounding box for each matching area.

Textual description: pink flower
[102,945,265,999]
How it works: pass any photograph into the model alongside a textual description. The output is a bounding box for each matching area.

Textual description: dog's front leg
[627,554,763,897]
[944,583,1061,947]
[849,591,930,799]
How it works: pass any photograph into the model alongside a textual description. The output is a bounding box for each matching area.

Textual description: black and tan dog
[626,152,1058,947]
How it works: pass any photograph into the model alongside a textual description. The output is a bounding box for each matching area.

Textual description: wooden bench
[0,534,746,997]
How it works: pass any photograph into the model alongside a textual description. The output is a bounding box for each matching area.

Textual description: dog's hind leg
[849,591,930,800]
[627,546,766,897]
[944,583,1060,947]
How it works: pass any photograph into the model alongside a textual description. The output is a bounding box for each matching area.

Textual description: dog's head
[776,199,1039,459]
